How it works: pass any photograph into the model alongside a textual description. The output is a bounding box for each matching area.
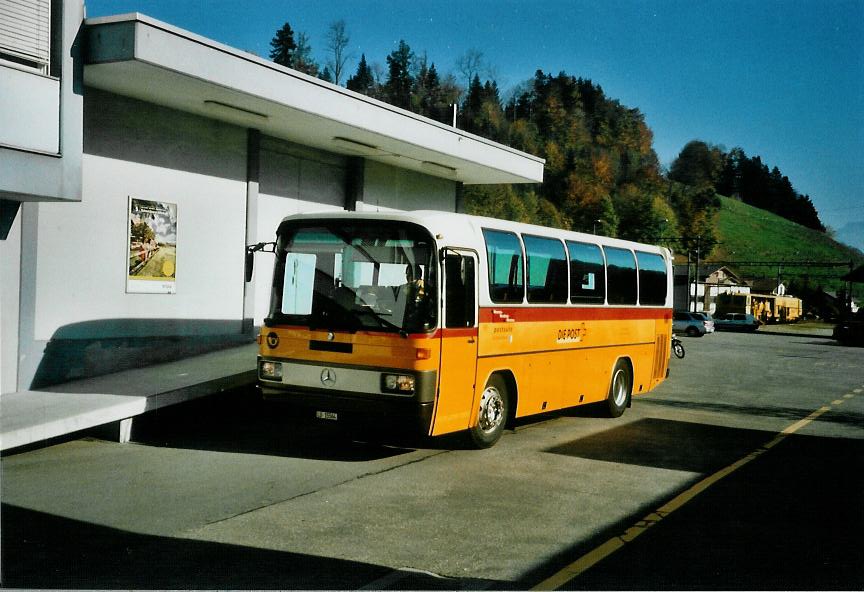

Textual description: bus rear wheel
[468,375,509,449]
[605,360,632,418]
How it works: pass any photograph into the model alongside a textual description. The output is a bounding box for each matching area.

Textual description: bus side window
[636,251,667,305]
[567,241,605,304]
[524,235,567,303]
[482,229,524,303]
[605,247,637,305]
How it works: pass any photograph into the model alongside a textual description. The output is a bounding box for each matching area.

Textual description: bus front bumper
[260,384,435,434]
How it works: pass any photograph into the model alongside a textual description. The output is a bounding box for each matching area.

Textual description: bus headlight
[259,361,283,381]
[382,373,415,394]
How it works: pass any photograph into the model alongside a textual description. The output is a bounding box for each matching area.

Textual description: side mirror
[245,242,277,282]
[245,250,255,282]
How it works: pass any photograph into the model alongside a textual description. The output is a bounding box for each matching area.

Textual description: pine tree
[384,40,414,109]
[292,32,319,76]
[346,54,375,95]
[269,22,297,67]
[460,75,484,133]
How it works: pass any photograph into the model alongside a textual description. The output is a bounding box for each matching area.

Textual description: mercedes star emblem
[320,368,337,387]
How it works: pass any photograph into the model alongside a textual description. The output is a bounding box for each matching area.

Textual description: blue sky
[85,0,863,238]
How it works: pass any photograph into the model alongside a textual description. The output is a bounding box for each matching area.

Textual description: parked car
[693,312,715,333]
[673,311,706,337]
[714,312,761,332]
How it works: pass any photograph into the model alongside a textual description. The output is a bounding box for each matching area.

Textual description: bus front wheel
[469,375,509,448]
[605,360,632,418]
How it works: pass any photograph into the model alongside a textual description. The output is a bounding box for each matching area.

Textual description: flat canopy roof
[83,14,544,185]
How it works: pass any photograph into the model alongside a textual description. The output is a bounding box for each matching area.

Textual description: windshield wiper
[353,307,408,337]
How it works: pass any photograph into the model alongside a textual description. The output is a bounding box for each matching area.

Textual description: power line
[704,260,853,268]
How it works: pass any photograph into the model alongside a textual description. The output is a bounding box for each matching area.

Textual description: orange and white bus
[256,210,673,447]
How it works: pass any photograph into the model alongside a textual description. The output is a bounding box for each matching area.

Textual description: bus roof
[276,210,670,256]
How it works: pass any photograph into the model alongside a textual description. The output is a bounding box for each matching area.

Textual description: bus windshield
[267,221,437,333]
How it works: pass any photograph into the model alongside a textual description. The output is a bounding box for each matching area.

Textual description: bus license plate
[316,411,338,421]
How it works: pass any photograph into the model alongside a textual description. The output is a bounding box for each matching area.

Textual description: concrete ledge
[1,344,257,452]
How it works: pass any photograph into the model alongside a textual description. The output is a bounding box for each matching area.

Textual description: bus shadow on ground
[1,504,494,590]
[544,418,772,473]
[126,387,477,460]
[128,388,423,462]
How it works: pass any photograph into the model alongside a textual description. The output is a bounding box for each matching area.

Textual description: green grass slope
[709,196,863,297]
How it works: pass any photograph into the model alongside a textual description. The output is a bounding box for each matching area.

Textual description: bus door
[432,250,479,435]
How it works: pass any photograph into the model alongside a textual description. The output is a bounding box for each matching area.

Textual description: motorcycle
[671,334,685,359]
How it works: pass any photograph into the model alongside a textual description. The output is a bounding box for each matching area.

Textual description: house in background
[674,265,750,313]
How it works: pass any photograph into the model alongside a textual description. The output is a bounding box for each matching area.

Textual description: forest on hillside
[268,21,828,259]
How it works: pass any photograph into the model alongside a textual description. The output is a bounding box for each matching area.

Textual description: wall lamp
[204,100,268,120]
[331,137,385,156]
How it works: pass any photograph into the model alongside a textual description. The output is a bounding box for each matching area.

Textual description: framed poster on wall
[126,197,177,294]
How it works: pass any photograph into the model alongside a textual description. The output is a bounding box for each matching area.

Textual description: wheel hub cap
[478,387,504,433]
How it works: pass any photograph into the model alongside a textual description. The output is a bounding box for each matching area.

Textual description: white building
[1,3,544,394]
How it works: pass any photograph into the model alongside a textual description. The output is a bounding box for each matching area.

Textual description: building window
[0,0,52,74]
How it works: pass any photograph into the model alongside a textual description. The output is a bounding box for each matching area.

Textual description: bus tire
[605,360,632,418]
[469,374,509,449]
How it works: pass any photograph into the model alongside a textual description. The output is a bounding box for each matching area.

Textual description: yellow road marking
[531,396,850,591]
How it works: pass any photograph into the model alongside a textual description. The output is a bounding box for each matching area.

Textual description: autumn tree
[669,182,721,255]
[464,185,567,229]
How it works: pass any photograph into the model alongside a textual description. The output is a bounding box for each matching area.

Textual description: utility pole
[687,250,692,312]
[776,261,783,295]
[693,235,701,312]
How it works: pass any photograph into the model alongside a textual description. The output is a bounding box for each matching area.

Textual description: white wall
[33,154,247,340]
[1,211,21,394]
[361,160,456,212]
[37,90,248,338]
[17,90,249,387]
